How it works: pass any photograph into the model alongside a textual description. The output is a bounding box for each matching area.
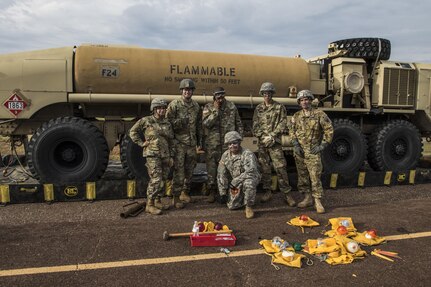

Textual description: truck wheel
[368,120,422,171]
[27,117,109,183]
[321,119,367,173]
[120,135,149,180]
[329,38,391,60]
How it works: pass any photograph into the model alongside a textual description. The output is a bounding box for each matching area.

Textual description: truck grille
[382,68,416,107]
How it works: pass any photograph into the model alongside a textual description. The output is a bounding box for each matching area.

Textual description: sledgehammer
[163,229,233,241]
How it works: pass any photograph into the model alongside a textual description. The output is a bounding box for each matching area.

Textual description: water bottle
[192,221,199,236]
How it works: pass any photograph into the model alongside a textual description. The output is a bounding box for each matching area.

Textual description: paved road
[0,184,430,287]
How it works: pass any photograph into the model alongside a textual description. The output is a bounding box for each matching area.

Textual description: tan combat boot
[245,206,254,219]
[179,191,191,203]
[145,199,162,215]
[154,198,170,210]
[314,198,325,214]
[206,190,216,203]
[297,193,313,208]
[171,196,185,209]
[260,189,272,203]
[284,194,296,207]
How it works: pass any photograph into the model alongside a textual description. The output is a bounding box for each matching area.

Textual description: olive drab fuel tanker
[0,38,430,183]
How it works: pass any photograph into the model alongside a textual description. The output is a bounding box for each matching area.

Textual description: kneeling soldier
[217,131,261,219]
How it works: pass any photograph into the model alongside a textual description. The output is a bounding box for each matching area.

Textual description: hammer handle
[170,229,233,238]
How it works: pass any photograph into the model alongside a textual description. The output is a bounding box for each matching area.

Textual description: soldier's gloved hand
[292,139,304,157]
[261,135,275,148]
[213,100,221,110]
[310,141,329,154]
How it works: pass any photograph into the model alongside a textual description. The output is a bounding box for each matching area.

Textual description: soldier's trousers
[258,145,292,194]
[226,178,258,210]
[293,152,323,198]
[172,142,197,196]
[205,146,223,192]
[145,157,170,199]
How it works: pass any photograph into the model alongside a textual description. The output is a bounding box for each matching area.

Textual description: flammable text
[170,65,236,77]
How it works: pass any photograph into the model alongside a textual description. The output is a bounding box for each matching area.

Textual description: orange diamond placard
[3,93,27,116]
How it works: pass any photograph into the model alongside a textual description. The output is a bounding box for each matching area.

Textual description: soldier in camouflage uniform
[166,79,202,206]
[252,82,296,206]
[129,98,175,215]
[217,131,261,219]
[290,90,334,214]
[202,87,243,203]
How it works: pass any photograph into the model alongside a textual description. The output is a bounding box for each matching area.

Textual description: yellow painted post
[165,180,172,197]
[271,176,278,191]
[409,170,416,185]
[384,171,393,185]
[330,174,338,189]
[43,184,54,202]
[86,182,96,201]
[127,180,136,199]
[0,185,10,204]
[358,172,366,187]
[200,183,207,196]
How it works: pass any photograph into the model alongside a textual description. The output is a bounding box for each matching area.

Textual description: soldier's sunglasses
[228,141,240,146]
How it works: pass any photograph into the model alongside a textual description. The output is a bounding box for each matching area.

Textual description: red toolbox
[190,233,236,247]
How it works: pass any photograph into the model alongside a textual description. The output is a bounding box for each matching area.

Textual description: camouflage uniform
[217,147,261,210]
[290,108,333,198]
[166,98,202,197]
[129,115,174,199]
[252,100,292,195]
[202,100,243,195]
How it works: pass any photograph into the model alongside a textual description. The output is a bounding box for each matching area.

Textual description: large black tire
[27,117,109,183]
[368,120,422,171]
[329,37,391,60]
[321,119,367,173]
[120,135,149,180]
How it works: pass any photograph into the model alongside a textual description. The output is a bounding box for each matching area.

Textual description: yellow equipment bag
[324,237,366,265]
[304,238,340,254]
[259,239,294,254]
[271,252,305,268]
[325,254,362,265]
[287,216,320,233]
[336,236,367,257]
[352,231,386,246]
[325,217,357,238]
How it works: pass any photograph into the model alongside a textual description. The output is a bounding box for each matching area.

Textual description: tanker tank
[73,45,311,98]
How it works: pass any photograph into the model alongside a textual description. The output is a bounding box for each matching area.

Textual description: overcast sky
[0,0,430,62]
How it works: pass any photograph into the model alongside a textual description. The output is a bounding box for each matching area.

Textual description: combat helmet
[150,98,167,111]
[224,131,242,144]
[213,87,225,96]
[259,82,276,95]
[179,79,196,90]
[213,87,226,99]
[296,90,314,102]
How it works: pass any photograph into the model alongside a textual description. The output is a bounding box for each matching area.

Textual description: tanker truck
[0,37,430,183]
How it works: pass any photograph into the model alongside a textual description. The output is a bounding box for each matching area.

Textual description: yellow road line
[1,231,430,277]
[385,231,431,241]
